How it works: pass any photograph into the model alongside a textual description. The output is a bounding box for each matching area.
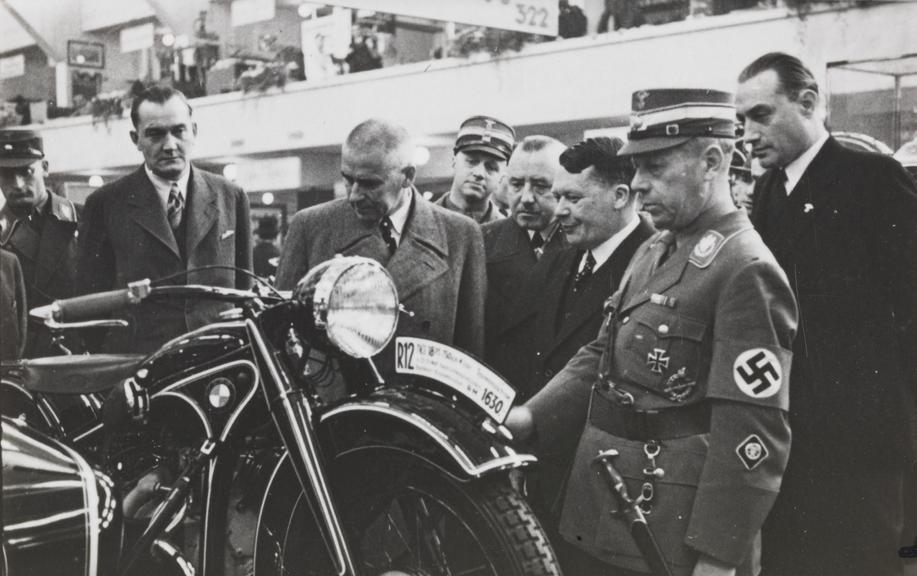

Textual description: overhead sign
[236,157,302,192]
[0,54,25,79]
[120,23,154,53]
[319,0,558,36]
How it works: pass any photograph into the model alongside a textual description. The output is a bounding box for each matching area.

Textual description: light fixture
[261,192,275,205]
[413,146,430,166]
[88,174,104,187]
[161,33,175,47]
[222,163,238,181]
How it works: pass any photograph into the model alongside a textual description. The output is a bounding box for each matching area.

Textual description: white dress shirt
[784,131,829,196]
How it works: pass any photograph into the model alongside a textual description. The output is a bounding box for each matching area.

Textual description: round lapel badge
[207,377,235,411]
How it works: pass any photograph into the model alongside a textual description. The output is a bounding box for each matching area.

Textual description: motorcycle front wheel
[255,450,561,576]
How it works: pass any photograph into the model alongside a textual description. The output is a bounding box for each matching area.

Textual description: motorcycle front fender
[319,386,537,481]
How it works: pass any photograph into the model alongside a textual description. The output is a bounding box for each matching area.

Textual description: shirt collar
[784,131,829,195]
[583,216,640,271]
[386,187,412,240]
[145,164,191,206]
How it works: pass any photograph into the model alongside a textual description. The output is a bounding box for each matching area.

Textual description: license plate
[394,337,516,423]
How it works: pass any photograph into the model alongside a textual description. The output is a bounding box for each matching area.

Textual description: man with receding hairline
[276,119,487,375]
[737,51,917,576]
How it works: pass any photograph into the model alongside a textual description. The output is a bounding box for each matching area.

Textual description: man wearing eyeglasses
[0,129,80,357]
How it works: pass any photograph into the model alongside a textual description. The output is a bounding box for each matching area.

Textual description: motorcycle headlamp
[294,256,399,358]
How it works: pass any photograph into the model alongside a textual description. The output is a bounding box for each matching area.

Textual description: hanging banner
[319,0,558,36]
[231,0,276,27]
[301,9,351,81]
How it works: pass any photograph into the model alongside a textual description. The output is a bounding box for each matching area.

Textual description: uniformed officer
[505,89,798,576]
[434,115,515,224]
[0,129,80,357]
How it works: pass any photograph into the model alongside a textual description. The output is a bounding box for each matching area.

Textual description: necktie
[167,183,184,230]
[776,168,788,196]
[530,232,545,251]
[573,250,595,292]
[650,232,676,275]
[379,216,398,255]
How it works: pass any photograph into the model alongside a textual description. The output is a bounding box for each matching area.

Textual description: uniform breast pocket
[617,307,708,396]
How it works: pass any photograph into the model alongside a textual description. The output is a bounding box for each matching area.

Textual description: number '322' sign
[395,337,517,423]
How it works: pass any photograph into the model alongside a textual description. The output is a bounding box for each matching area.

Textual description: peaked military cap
[0,129,44,168]
[454,115,516,161]
[620,88,737,155]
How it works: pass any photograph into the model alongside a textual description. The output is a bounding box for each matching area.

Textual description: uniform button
[535,351,542,357]
[658,324,669,334]
[622,316,630,324]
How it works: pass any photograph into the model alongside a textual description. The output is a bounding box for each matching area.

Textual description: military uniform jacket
[482,217,566,362]
[76,166,252,354]
[527,210,797,574]
[0,193,80,356]
[754,137,917,469]
[275,189,487,368]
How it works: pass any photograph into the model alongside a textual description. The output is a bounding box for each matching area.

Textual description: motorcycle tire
[255,450,562,576]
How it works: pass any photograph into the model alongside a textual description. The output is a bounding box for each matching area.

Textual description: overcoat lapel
[126,168,181,259]
[782,138,845,251]
[388,191,449,301]
[185,168,218,256]
[34,195,77,293]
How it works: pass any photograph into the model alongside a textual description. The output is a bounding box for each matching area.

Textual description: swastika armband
[706,342,791,409]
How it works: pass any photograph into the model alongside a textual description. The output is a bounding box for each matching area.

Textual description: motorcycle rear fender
[319,386,536,480]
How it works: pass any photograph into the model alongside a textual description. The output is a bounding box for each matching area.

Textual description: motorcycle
[1,256,562,576]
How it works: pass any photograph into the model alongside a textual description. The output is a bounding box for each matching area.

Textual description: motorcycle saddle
[0,355,146,394]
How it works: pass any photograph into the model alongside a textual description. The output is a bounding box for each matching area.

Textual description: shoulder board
[689,226,752,269]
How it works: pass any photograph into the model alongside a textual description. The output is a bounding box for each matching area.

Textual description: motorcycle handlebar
[52,279,152,323]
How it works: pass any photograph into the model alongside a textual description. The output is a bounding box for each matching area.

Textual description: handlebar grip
[52,279,151,322]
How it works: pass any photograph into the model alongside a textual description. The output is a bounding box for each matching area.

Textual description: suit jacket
[76,165,252,354]
[753,136,917,469]
[1,249,27,360]
[275,189,487,371]
[492,216,654,402]
[482,218,566,362]
[0,193,80,357]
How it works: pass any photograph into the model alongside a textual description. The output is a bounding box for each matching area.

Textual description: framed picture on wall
[68,40,105,69]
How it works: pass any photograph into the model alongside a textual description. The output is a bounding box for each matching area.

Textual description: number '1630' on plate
[394,337,516,424]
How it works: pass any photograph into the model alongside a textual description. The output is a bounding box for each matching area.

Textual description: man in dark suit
[493,137,653,553]
[491,137,653,401]
[434,115,514,224]
[76,86,252,354]
[736,52,917,576]
[275,119,486,374]
[483,135,567,362]
[0,129,80,357]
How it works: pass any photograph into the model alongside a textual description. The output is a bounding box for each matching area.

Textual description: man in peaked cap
[505,89,797,576]
[434,115,515,224]
[0,129,80,357]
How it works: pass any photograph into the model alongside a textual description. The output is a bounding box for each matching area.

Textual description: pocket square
[221,230,235,240]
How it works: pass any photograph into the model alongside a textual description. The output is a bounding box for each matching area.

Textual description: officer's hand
[504,406,534,442]
[692,554,736,576]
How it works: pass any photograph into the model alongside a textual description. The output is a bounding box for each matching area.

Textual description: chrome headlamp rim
[295,256,399,358]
